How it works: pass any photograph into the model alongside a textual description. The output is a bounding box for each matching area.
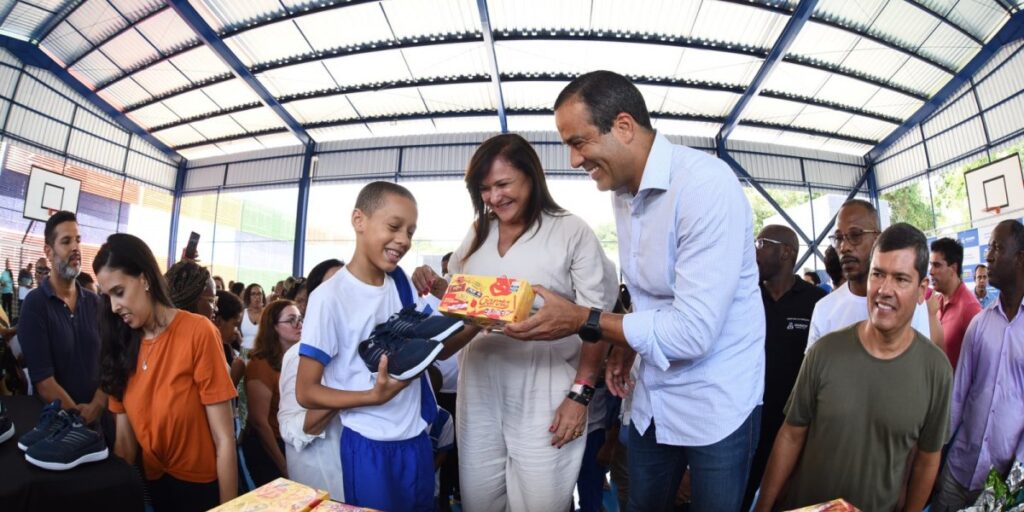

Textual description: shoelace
[44,411,79,442]
[382,306,430,337]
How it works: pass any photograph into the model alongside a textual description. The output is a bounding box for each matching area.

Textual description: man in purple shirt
[933,219,1024,511]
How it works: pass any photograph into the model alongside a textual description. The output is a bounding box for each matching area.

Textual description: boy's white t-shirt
[300,266,426,442]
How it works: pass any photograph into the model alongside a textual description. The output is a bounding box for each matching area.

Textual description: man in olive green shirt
[755,223,952,511]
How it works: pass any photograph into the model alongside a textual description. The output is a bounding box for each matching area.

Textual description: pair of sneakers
[18,399,109,471]
[358,305,464,380]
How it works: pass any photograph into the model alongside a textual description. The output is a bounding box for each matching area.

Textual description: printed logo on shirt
[786,318,811,331]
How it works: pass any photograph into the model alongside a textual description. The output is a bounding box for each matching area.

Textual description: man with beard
[932,220,1024,510]
[19,211,106,426]
[807,200,939,349]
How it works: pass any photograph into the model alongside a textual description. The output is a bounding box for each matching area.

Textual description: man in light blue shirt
[973,263,1000,309]
[505,70,765,511]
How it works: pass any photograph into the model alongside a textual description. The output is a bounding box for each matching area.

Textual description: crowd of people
[0,70,1021,512]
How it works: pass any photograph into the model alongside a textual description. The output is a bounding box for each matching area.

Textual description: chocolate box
[438,274,534,328]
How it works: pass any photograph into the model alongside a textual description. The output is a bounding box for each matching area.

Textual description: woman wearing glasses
[242,299,302,485]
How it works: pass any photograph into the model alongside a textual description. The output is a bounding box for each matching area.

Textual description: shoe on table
[17,399,62,451]
[24,410,109,471]
[381,305,465,342]
[359,330,444,381]
[0,400,13,444]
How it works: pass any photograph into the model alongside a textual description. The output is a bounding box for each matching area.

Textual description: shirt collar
[636,131,672,194]
[942,281,970,307]
[39,274,83,300]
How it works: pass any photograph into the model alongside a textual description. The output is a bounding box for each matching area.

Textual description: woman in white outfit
[413,134,617,511]
[277,342,344,500]
[240,284,264,358]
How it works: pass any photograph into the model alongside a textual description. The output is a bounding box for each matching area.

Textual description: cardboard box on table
[210,478,328,511]
[439,274,534,328]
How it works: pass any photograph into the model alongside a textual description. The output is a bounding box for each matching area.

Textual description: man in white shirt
[505,70,765,510]
[807,200,940,350]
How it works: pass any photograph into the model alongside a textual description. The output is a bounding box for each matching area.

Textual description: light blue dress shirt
[617,133,766,447]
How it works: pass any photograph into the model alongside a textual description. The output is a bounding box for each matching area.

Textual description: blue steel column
[166,0,312,147]
[866,165,879,209]
[717,0,820,257]
[292,143,316,278]
[718,0,819,141]
[477,0,508,133]
[168,159,187,267]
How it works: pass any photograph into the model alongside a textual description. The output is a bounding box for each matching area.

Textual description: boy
[295,181,468,511]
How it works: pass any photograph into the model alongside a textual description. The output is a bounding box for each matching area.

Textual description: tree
[882,182,933,231]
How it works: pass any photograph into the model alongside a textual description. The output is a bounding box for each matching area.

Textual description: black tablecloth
[0,395,144,511]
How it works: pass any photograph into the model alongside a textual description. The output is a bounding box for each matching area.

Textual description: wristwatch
[567,382,595,406]
[578,307,602,343]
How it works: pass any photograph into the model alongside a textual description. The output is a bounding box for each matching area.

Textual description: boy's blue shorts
[341,427,434,512]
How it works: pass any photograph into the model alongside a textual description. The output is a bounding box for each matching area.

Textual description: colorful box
[785,499,857,512]
[210,477,329,512]
[439,274,534,327]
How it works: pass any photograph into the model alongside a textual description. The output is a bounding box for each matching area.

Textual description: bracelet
[567,391,591,406]
[568,383,595,406]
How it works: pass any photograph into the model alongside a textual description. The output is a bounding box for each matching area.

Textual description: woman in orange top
[242,299,300,485]
[94,234,237,511]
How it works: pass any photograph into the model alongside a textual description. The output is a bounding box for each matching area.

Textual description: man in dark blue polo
[20,211,105,425]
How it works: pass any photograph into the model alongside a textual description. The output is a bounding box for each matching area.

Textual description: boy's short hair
[355,181,416,216]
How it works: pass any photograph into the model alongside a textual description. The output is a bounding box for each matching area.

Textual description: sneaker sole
[390,342,446,381]
[428,322,464,342]
[25,447,109,471]
[0,423,13,444]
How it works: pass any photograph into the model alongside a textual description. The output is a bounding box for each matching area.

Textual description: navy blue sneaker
[381,305,465,342]
[17,399,62,451]
[359,330,444,381]
[25,410,108,471]
[0,400,13,445]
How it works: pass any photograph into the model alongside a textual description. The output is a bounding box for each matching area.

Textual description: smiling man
[754,223,952,511]
[504,70,766,510]
[19,211,106,426]
[806,200,938,350]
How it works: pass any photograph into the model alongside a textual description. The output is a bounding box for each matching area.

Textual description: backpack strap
[388,266,415,308]
[388,266,438,424]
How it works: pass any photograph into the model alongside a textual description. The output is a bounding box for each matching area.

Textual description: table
[0,395,144,511]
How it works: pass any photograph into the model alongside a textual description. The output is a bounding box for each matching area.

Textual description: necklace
[140,310,174,371]
[141,339,157,371]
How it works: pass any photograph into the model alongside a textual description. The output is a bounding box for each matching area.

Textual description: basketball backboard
[965,154,1024,223]
[23,166,81,221]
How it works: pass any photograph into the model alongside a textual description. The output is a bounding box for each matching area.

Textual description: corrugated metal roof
[0,0,1015,162]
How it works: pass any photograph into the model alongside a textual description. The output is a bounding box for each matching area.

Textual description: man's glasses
[35,267,50,275]
[754,238,786,250]
[277,315,303,328]
[828,229,880,248]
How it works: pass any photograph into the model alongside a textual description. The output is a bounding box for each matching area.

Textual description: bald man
[744,225,827,509]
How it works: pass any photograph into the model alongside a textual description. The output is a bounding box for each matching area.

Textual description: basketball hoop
[984,206,1002,216]
[47,208,57,217]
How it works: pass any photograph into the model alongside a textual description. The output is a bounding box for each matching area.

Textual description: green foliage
[743,188,823,234]
[882,182,934,231]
